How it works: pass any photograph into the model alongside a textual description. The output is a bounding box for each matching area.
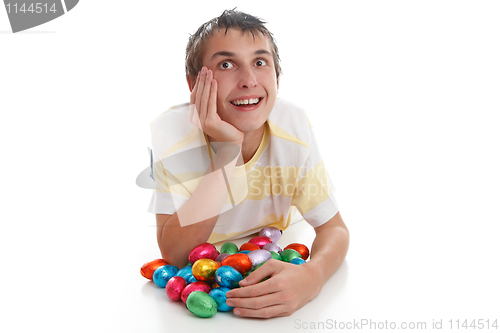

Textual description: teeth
[231,98,260,106]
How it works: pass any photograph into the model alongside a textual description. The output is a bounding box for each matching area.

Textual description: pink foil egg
[181,281,211,303]
[248,236,272,249]
[259,227,282,243]
[188,243,218,264]
[263,242,282,253]
[166,276,187,301]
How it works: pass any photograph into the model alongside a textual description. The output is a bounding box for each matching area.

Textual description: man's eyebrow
[211,49,272,60]
[254,49,272,56]
[211,51,236,60]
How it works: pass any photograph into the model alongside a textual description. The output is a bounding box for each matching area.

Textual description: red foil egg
[239,242,260,251]
[284,243,310,260]
[249,236,272,249]
[188,243,219,264]
[166,276,187,301]
[140,259,168,280]
[221,253,253,275]
[181,281,211,303]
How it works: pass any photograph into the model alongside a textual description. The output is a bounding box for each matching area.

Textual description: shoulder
[270,99,310,123]
[149,103,202,158]
[150,102,190,129]
[267,98,312,148]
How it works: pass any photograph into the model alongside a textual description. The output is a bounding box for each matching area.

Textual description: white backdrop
[1,1,499,332]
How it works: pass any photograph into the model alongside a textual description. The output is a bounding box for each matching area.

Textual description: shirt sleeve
[147,148,190,215]
[291,124,339,228]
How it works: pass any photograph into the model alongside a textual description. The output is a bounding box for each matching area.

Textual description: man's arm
[156,144,239,268]
[225,212,349,318]
[155,67,244,268]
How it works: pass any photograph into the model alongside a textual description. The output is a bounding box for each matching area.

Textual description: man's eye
[220,61,234,69]
[255,60,267,66]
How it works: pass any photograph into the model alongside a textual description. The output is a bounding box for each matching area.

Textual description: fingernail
[201,67,206,73]
[226,300,233,306]
[234,309,240,315]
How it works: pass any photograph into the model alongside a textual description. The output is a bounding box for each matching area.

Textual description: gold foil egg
[192,259,221,281]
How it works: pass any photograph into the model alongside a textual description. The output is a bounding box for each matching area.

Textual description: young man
[148,9,349,318]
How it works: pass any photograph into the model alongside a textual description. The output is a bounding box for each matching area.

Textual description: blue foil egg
[215,265,243,289]
[290,257,306,265]
[237,250,251,254]
[176,265,194,281]
[152,265,179,288]
[209,287,234,312]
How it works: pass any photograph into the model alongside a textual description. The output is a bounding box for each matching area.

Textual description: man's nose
[239,67,257,88]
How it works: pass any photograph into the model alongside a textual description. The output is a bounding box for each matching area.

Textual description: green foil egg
[270,251,282,261]
[220,242,238,255]
[280,249,302,263]
[186,291,218,318]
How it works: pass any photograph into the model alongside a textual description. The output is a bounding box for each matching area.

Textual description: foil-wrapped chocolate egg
[247,249,272,266]
[284,243,310,260]
[166,276,187,301]
[259,227,282,243]
[210,287,234,312]
[239,242,260,251]
[216,252,231,262]
[270,251,282,261]
[176,265,194,282]
[181,281,211,303]
[186,291,218,318]
[221,253,253,275]
[263,242,282,253]
[249,236,272,248]
[290,257,306,265]
[188,243,219,264]
[140,259,168,280]
[280,249,303,263]
[215,265,243,289]
[237,250,251,254]
[152,265,179,288]
[220,242,238,254]
[192,259,221,281]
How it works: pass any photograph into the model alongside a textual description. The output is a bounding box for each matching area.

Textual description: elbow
[158,244,190,268]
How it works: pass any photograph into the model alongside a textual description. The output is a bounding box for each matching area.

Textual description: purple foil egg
[216,253,231,262]
[259,227,282,243]
[247,249,272,266]
[263,242,282,253]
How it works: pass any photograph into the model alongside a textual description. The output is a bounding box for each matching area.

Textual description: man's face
[201,28,278,133]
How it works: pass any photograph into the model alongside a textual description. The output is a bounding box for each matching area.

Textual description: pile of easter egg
[140,226,310,318]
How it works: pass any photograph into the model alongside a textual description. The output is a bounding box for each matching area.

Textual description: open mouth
[230,97,263,107]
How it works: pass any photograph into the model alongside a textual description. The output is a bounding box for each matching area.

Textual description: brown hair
[185,9,282,82]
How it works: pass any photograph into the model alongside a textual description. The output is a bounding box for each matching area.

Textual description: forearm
[306,212,350,287]
[157,145,241,267]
